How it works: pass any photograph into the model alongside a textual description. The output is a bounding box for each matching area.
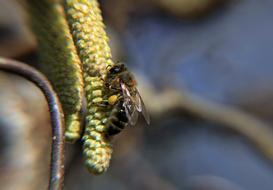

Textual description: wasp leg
[95,101,109,107]
[109,85,121,91]
[94,96,115,107]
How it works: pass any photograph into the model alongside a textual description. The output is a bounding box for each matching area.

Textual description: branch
[143,86,273,164]
[0,57,65,190]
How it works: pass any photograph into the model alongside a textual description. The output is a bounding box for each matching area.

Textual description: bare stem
[0,57,65,190]
[145,87,273,165]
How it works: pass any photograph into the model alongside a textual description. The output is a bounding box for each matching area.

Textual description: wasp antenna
[106,65,112,70]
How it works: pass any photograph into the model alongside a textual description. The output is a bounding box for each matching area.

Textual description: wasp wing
[135,89,151,125]
[121,82,150,125]
[121,82,139,126]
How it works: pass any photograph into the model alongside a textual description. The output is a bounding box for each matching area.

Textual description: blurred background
[1,0,273,189]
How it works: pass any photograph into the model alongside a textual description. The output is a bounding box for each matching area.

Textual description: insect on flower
[104,63,150,136]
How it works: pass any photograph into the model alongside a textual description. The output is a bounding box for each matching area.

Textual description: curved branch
[144,87,273,164]
[0,57,65,190]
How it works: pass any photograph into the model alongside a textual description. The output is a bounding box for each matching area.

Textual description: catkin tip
[65,114,82,143]
[82,134,113,174]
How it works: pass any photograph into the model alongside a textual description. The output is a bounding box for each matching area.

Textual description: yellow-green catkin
[64,0,114,174]
[26,0,84,143]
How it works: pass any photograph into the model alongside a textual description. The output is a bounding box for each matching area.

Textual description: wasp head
[108,63,125,75]
[105,63,136,89]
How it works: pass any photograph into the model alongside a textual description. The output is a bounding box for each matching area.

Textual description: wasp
[104,63,150,136]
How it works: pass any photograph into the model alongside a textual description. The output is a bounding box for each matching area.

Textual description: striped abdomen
[106,100,128,136]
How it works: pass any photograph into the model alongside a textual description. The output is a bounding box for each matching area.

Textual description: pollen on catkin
[26,0,84,143]
[64,0,115,174]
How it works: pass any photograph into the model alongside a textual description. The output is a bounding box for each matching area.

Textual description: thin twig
[0,57,65,190]
[143,86,273,165]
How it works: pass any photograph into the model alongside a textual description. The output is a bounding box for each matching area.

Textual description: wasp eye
[109,66,121,74]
